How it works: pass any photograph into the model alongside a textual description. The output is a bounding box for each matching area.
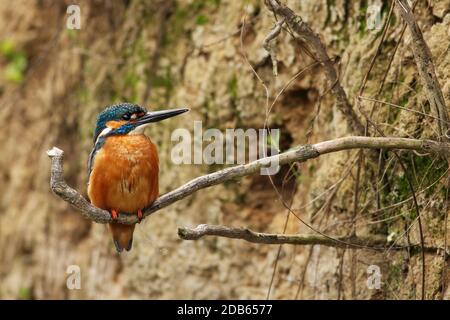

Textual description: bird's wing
[87,145,97,180]
[87,137,106,180]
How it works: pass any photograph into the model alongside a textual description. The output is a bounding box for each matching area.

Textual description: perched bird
[87,103,188,252]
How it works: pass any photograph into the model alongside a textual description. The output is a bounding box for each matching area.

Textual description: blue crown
[93,103,147,143]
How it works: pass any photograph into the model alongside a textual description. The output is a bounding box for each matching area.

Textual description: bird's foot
[111,209,118,220]
[137,208,143,222]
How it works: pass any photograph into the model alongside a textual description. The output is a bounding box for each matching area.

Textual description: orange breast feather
[88,134,159,214]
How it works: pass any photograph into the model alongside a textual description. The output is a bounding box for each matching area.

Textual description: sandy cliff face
[0,0,448,299]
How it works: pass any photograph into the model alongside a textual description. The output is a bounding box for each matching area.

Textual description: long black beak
[136,108,189,126]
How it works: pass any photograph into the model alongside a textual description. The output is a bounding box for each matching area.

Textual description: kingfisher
[87,103,188,253]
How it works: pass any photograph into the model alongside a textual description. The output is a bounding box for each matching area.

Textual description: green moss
[324,0,335,27]
[0,39,15,57]
[389,172,409,203]
[17,287,32,300]
[384,154,447,222]
[152,74,173,90]
[0,40,27,84]
[228,75,238,100]
[357,0,369,38]
[333,22,350,46]
[293,163,309,183]
[266,130,280,152]
[371,151,440,238]
[196,14,209,25]
[412,156,447,196]
[226,74,243,125]
[66,28,78,41]
[174,7,188,25]
[235,192,247,204]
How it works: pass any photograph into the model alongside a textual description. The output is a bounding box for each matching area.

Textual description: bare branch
[395,0,450,138]
[178,224,446,254]
[47,147,111,223]
[47,136,449,225]
[264,0,365,135]
[263,18,285,76]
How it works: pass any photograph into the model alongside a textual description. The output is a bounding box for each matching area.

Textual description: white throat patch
[129,123,150,135]
[95,127,112,144]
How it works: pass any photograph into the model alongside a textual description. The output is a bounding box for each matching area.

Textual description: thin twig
[359,96,450,125]
[266,186,295,300]
[263,18,285,76]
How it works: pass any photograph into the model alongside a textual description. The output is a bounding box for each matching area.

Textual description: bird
[87,103,188,252]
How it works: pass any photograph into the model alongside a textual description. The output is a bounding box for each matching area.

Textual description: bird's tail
[109,223,136,253]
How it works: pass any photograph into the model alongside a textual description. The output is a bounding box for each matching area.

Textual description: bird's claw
[137,208,143,222]
[111,209,118,220]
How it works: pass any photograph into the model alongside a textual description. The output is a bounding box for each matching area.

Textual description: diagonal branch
[264,0,365,135]
[395,0,450,138]
[178,224,447,254]
[47,136,449,225]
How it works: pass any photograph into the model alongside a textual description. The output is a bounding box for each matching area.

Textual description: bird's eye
[122,113,131,120]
